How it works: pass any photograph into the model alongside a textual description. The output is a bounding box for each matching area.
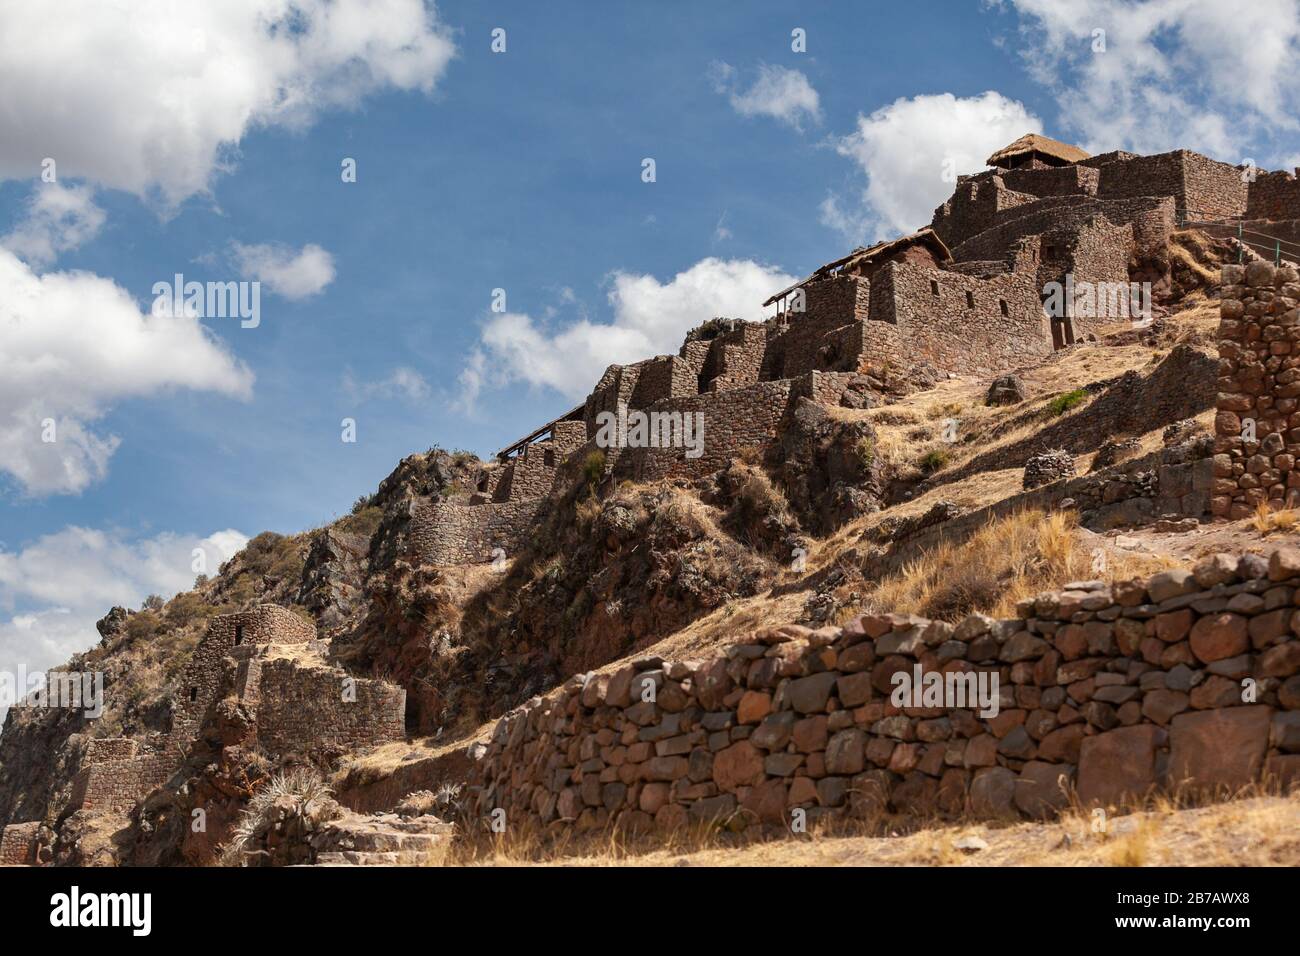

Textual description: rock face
[1023,450,1077,490]
[95,607,129,644]
[464,551,1300,835]
[777,397,884,535]
[985,374,1026,406]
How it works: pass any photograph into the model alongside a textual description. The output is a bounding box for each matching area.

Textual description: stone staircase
[311,811,454,866]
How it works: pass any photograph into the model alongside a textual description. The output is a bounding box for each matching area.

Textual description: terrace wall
[468,551,1300,833]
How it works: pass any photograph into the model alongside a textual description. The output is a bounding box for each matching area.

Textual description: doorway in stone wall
[234,624,244,646]
[1051,316,1075,350]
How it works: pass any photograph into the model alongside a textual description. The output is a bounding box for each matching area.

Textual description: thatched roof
[763,228,951,307]
[985,133,1090,168]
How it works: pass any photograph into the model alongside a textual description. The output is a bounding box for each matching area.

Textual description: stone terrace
[468,551,1300,833]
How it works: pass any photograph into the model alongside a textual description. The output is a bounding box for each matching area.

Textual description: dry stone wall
[409,497,545,566]
[868,262,1050,375]
[1246,170,1300,221]
[0,821,40,865]
[1214,261,1300,518]
[950,196,1174,266]
[174,604,315,731]
[253,657,406,755]
[469,551,1300,833]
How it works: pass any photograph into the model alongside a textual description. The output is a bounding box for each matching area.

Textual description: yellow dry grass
[850,508,1177,622]
[449,792,1300,867]
[1251,500,1300,534]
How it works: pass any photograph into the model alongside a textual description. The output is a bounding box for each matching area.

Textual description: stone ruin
[0,604,406,864]
[411,133,1297,568]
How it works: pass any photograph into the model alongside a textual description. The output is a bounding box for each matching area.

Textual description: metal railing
[1177,209,1300,265]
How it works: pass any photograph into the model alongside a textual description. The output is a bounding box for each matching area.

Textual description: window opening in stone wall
[544,449,555,467]
[929,280,939,296]
[189,687,198,702]
[965,291,974,309]
[234,624,244,646]
[999,299,1009,316]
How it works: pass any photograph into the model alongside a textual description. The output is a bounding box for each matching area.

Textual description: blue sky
[3,0,1300,681]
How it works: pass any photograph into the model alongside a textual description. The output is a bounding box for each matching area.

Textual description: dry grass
[448,791,1300,867]
[854,508,1177,621]
[1250,500,1299,534]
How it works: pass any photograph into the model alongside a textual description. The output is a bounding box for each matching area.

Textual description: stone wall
[930,174,1037,251]
[468,550,1300,833]
[868,261,1051,375]
[614,381,798,483]
[252,657,406,756]
[0,821,40,865]
[1213,261,1300,518]
[775,275,870,378]
[1246,170,1300,221]
[409,497,546,566]
[174,605,316,731]
[68,752,175,814]
[1093,150,1246,221]
[950,196,1174,266]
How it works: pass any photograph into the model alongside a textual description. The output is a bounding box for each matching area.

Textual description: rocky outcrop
[777,397,885,534]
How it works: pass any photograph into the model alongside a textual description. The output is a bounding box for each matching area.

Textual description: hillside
[5,135,1300,870]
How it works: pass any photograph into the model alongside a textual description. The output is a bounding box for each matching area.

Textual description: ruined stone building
[409,133,1297,568]
[43,606,405,825]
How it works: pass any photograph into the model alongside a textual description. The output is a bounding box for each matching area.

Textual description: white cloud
[1000,0,1300,162]
[0,183,106,269]
[342,366,430,403]
[0,247,254,496]
[823,91,1042,241]
[230,242,336,300]
[0,0,457,206]
[711,62,821,130]
[463,258,796,401]
[0,526,247,698]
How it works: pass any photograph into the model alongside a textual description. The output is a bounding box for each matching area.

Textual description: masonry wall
[69,753,175,814]
[409,497,546,565]
[1094,151,1246,221]
[1214,261,1300,518]
[0,821,40,865]
[253,658,406,756]
[699,325,767,392]
[776,275,870,378]
[930,174,1037,250]
[950,196,1175,266]
[869,261,1051,375]
[468,550,1300,833]
[1246,170,1300,221]
[174,605,316,730]
[613,381,798,483]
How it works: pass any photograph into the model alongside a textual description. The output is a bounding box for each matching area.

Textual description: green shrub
[919,448,950,474]
[1047,389,1088,416]
[583,450,606,486]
